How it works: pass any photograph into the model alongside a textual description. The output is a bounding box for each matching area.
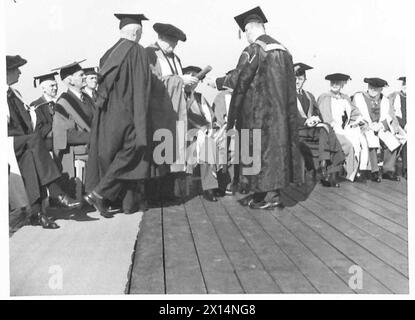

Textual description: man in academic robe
[353,78,404,182]
[83,67,98,103]
[84,13,152,217]
[318,74,366,182]
[145,22,199,203]
[30,71,59,149]
[7,55,81,229]
[52,60,95,198]
[225,7,303,209]
[294,63,345,187]
[389,76,407,179]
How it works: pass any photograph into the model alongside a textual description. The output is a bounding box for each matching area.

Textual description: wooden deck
[128,176,408,294]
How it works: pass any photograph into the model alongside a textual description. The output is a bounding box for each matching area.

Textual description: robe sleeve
[317,94,334,125]
[223,52,251,90]
[284,54,301,133]
[348,98,363,124]
[227,45,259,129]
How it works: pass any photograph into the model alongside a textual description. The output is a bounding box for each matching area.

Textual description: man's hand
[305,116,321,127]
[369,122,383,132]
[181,74,199,86]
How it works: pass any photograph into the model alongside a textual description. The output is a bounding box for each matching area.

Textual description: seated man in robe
[318,73,366,182]
[52,61,94,197]
[294,63,345,187]
[7,55,81,229]
[30,72,59,148]
[182,66,221,202]
[352,78,404,182]
[388,76,407,179]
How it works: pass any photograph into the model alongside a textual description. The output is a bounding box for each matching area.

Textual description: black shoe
[30,212,59,229]
[248,199,284,210]
[329,172,340,188]
[320,177,331,187]
[371,172,382,183]
[239,185,250,194]
[214,189,225,198]
[203,190,218,202]
[355,171,367,183]
[83,192,114,218]
[50,194,82,209]
[382,171,401,181]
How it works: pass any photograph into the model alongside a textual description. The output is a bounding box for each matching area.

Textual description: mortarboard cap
[153,23,186,42]
[364,77,388,88]
[52,59,86,80]
[234,6,268,31]
[114,13,148,29]
[293,62,313,77]
[6,55,27,70]
[398,76,406,84]
[33,72,58,88]
[325,73,351,82]
[83,67,98,76]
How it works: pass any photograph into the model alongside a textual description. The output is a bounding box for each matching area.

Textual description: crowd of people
[7,6,407,229]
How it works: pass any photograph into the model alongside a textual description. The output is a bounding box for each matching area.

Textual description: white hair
[120,23,141,41]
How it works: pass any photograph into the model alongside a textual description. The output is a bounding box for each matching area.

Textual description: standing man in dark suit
[7,55,81,229]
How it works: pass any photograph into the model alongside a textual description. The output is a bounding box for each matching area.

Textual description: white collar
[68,88,83,101]
[43,94,56,103]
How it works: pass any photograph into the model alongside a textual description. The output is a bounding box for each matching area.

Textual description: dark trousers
[298,125,345,174]
[368,148,380,173]
[382,147,398,173]
[13,133,61,206]
[368,146,398,173]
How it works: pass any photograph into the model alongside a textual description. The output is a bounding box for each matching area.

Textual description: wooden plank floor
[129,176,408,294]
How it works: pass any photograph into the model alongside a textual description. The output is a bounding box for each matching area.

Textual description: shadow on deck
[128,174,408,294]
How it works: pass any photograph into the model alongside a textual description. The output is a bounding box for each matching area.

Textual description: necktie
[27,106,37,130]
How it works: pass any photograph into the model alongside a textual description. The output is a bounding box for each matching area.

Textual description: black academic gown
[30,95,54,148]
[7,88,61,205]
[227,34,303,192]
[296,90,345,173]
[85,38,152,201]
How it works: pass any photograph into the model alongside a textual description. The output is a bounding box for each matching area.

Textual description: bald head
[120,23,142,43]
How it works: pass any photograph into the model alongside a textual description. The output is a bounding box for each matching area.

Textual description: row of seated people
[7,55,98,229]
[7,54,407,229]
[293,63,407,187]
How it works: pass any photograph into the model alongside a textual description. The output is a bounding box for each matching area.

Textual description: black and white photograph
[1,0,413,300]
